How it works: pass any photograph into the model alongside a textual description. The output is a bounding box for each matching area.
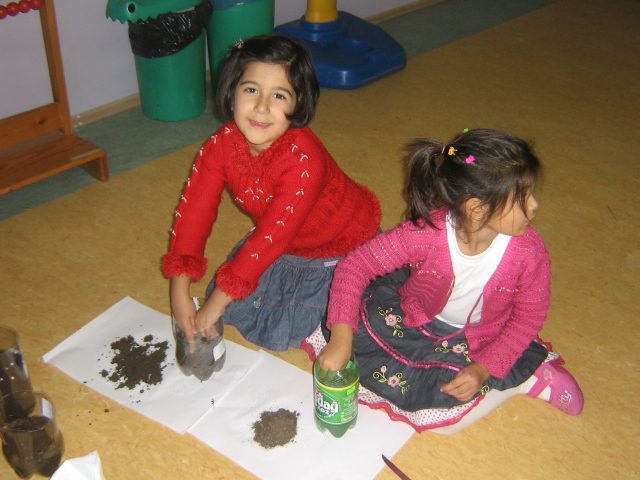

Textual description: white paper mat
[188,351,414,480]
[42,297,260,434]
[44,297,414,479]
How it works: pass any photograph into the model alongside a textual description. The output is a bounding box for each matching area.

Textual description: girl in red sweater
[309,129,583,433]
[162,35,381,352]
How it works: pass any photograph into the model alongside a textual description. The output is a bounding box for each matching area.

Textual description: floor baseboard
[366,0,446,25]
[73,93,141,130]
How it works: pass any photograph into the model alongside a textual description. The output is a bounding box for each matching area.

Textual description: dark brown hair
[216,34,320,128]
[406,129,543,233]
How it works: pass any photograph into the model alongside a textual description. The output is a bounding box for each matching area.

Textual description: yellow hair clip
[448,146,457,156]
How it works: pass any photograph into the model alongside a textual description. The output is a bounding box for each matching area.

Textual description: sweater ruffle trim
[161,253,208,281]
[215,263,258,300]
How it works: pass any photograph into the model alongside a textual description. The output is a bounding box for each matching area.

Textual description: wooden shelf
[0,0,108,197]
[0,131,108,196]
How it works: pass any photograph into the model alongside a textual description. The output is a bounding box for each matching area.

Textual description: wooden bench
[0,0,108,196]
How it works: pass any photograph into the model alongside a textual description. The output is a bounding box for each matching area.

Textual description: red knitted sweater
[162,122,381,299]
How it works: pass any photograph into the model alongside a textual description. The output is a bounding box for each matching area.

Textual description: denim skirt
[207,232,342,351]
[353,267,548,414]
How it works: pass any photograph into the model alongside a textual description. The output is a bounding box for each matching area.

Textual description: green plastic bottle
[313,354,360,438]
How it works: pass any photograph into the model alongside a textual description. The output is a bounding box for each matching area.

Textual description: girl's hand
[440,362,491,402]
[195,287,234,339]
[170,275,198,346]
[318,324,354,371]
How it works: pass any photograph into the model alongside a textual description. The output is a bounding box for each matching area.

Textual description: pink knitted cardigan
[162,122,381,300]
[327,208,551,379]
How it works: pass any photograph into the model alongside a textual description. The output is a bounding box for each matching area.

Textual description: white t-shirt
[435,216,510,327]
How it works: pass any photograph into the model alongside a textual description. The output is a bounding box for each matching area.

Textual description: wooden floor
[0,0,638,478]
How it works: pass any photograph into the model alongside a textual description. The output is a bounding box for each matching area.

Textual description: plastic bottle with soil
[172,297,226,381]
[0,325,33,399]
[313,354,359,438]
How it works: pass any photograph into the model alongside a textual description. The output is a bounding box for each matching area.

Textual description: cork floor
[1,0,639,478]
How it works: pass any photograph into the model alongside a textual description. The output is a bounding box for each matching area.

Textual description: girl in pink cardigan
[305,129,583,433]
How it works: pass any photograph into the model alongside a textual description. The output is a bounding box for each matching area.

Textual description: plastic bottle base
[314,416,357,438]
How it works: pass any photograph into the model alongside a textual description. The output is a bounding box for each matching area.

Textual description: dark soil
[2,415,64,477]
[173,312,226,381]
[4,415,48,431]
[174,328,226,381]
[100,335,169,390]
[251,408,299,449]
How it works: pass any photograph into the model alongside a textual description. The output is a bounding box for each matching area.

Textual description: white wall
[0,0,416,120]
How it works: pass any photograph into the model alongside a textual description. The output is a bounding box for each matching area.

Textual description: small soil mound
[252,408,299,449]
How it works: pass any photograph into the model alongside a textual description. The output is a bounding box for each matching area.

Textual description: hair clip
[463,128,469,133]
[447,146,457,156]
[234,38,244,49]
[441,144,447,155]
[465,155,476,164]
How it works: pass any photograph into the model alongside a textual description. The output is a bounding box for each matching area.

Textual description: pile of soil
[251,408,299,449]
[100,334,169,390]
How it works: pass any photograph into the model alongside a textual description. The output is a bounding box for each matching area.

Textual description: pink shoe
[527,360,584,415]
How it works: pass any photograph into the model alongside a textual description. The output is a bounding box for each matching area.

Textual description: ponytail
[405,129,542,233]
[406,139,444,228]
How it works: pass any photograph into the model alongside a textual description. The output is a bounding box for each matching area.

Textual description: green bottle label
[314,377,359,426]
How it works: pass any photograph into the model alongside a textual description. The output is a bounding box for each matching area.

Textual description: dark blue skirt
[351,267,548,412]
[207,232,342,351]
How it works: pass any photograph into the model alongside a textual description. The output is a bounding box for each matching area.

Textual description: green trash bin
[207,0,275,91]
[107,0,212,121]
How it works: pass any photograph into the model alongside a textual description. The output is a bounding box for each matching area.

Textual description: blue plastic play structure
[276,3,406,90]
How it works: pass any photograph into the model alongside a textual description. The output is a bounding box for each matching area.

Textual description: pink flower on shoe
[542,367,554,382]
